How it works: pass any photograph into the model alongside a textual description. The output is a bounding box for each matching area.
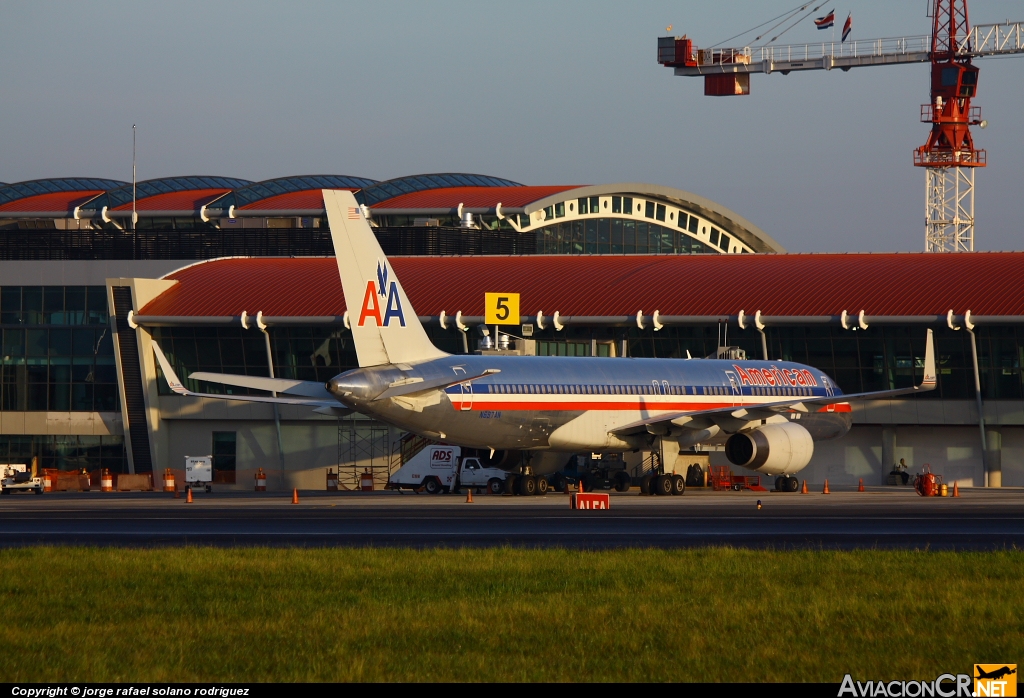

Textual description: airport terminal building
[1,173,1021,489]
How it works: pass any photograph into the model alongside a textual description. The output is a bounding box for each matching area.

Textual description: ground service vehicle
[549,454,633,494]
[1,464,43,495]
[388,445,510,495]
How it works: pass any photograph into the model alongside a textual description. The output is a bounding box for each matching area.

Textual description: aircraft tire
[424,477,442,495]
[504,475,519,495]
[640,473,654,495]
[787,476,800,492]
[654,475,673,496]
[487,478,503,495]
[536,477,549,495]
[614,472,631,492]
[518,475,537,496]
[776,477,785,492]
[671,474,685,495]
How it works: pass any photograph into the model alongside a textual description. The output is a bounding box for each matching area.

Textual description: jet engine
[724,422,814,475]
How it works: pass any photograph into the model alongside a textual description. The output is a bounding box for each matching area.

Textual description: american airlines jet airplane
[153,189,936,493]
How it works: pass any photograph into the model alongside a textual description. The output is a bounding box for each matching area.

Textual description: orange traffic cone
[801,480,809,494]
[823,479,830,494]
[185,487,193,504]
[858,478,865,492]
[292,488,299,504]
[466,488,474,503]
[579,479,585,493]
[953,482,960,498]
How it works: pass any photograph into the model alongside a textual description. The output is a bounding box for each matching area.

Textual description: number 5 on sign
[485,293,520,325]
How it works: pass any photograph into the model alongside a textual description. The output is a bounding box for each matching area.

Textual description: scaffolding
[337,418,391,490]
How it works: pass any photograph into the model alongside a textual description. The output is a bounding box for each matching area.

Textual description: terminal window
[0,434,126,473]
[1,286,118,412]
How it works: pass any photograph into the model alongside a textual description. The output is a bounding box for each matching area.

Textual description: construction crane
[658,2,1024,252]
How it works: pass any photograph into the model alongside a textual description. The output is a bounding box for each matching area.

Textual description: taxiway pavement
[0,486,1021,549]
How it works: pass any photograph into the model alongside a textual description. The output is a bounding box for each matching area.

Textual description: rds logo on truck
[358,261,407,327]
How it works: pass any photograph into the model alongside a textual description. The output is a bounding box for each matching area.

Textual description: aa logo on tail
[359,261,406,327]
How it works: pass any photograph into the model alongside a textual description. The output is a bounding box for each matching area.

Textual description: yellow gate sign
[484,293,520,325]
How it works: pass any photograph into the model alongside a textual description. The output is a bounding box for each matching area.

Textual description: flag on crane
[842,13,852,42]
[814,10,835,30]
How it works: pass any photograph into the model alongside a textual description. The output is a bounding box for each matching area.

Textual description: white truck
[1,464,44,495]
[388,445,510,495]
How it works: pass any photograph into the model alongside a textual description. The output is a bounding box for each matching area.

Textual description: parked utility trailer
[387,445,511,495]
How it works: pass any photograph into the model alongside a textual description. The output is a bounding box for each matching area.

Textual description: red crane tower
[915,1,984,251]
[658,2,1024,251]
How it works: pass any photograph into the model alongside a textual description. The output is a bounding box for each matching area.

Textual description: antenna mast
[132,125,138,259]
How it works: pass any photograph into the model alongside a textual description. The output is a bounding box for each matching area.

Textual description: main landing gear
[775,476,800,492]
[640,473,686,496]
[504,474,550,496]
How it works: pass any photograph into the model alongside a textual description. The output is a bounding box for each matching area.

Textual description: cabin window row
[486,383,668,395]
[750,386,813,397]
[482,384,815,397]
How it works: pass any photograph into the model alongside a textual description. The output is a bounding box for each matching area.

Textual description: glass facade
[534,218,714,255]
[152,322,1023,403]
[0,435,127,473]
[1,286,119,411]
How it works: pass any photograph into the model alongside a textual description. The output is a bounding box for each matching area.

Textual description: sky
[1,0,1021,253]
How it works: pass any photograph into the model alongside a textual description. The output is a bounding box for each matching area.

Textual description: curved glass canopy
[227,175,378,208]
[358,173,522,206]
[102,176,253,208]
[0,178,127,207]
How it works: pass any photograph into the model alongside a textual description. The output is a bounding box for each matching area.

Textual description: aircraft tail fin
[323,189,447,367]
[921,328,936,389]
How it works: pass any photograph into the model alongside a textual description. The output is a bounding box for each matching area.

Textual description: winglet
[152,342,188,395]
[920,328,936,390]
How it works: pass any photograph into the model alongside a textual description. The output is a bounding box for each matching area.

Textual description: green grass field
[1,547,1020,682]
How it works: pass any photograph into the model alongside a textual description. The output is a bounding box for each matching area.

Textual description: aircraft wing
[371,369,501,401]
[612,329,936,435]
[153,342,343,408]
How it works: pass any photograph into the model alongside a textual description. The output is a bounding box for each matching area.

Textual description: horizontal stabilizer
[189,371,332,400]
[152,342,336,407]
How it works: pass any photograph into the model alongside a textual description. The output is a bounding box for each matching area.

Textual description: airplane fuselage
[327,355,853,454]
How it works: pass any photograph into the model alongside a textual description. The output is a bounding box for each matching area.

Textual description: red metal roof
[0,191,104,213]
[112,189,230,212]
[237,189,356,211]
[140,253,1024,318]
[372,186,580,210]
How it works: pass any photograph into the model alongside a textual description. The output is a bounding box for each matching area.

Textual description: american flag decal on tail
[348,207,361,220]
